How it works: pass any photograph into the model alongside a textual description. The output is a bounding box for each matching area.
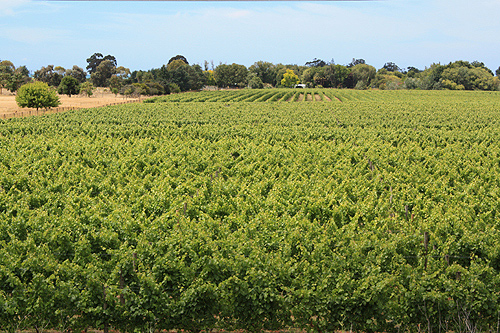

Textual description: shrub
[403,77,421,89]
[80,81,94,97]
[168,83,181,94]
[16,81,60,110]
[355,81,368,90]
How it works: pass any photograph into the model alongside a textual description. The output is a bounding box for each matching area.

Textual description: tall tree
[90,60,116,87]
[157,62,206,92]
[0,60,15,94]
[496,66,500,77]
[350,63,376,89]
[214,63,248,88]
[7,66,31,92]
[325,64,350,88]
[249,61,276,85]
[34,65,63,86]
[86,53,117,74]
[66,65,87,83]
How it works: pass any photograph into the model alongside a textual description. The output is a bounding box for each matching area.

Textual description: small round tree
[16,81,60,110]
[80,81,94,97]
[58,76,80,97]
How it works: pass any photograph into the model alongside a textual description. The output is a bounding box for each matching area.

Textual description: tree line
[1,55,500,99]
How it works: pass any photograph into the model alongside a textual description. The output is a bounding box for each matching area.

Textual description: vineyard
[1,89,500,332]
[144,88,391,103]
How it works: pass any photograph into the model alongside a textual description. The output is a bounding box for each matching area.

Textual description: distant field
[145,88,500,103]
[1,90,500,332]
[0,90,139,116]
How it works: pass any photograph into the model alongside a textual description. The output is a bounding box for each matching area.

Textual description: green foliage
[204,70,216,86]
[91,60,116,87]
[441,79,465,90]
[347,58,365,68]
[382,61,401,72]
[247,73,264,89]
[440,66,499,91]
[403,77,423,89]
[214,63,248,88]
[58,76,81,97]
[15,81,61,110]
[350,63,376,88]
[167,59,188,71]
[281,69,300,88]
[65,65,87,83]
[80,81,94,97]
[86,53,117,74]
[34,65,63,87]
[249,61,277,85]
[0,61,30,93]
[164,82,180,94]
[108,75,123,94]
[373,69,404,90]
[168,54,189,65]
[157,63,206,92]
[2,90,500,332]
[416,61,499,91]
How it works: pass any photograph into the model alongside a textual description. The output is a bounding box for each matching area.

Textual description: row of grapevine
[145,89,347,103]
[144,89,500,104]
[1,91,500,332]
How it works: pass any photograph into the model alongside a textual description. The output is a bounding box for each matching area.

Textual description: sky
[1,0,500,73]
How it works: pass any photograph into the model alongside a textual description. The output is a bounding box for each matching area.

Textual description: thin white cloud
[0,0,30,16]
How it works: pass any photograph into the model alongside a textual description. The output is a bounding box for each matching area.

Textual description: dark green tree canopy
[347,58,366,68]
[0,60,16,93]
[382,62,401,72]
[34,65,63,87]
[156,63,205,92]
[440,66,498,91]
[168,55,189,65]
[58,76,80,97]
[305,58,326,68]
[214,63,248,88]
[90,60,116,87]
[86,53,117,74]
[301,64,349,88]
[496,66,500,77]
[404,66,421,77]
[66,65,87,83]
[247,73,264,89]
[249,61,276,85]
[350,63,376,89]
[6,66,30,92]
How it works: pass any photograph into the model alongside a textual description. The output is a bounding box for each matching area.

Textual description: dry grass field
[0,88,139,117]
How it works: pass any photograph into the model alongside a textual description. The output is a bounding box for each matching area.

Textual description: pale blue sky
[1,0,499,73]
